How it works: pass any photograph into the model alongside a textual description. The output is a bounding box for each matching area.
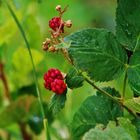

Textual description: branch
[84,77,119,103]
[19,123,32,140]
[84,76,139,118]
[122,71,127,101]
[0,63,11,101]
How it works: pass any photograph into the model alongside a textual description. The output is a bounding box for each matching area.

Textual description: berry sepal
[49,89,67,115]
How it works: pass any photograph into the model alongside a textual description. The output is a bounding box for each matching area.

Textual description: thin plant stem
[84,77,119,103]
[3,1,50,140]
[122,71,127,101]
[84,76,138,118]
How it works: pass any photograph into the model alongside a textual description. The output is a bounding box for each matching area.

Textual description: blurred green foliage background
[0,0,126,140]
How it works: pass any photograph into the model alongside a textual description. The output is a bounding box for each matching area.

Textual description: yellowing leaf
[124,97,140,113]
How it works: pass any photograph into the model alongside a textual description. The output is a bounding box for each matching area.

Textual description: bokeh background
[0,0,131,140]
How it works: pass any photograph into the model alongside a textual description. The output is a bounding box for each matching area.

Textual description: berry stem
[59,5,69,17]
[122,70,127,101]
[3,1,50,140]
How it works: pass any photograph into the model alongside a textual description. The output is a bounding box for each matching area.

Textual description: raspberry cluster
[44,68,67,94]
[49,17,64,33]
[42,5,72,52]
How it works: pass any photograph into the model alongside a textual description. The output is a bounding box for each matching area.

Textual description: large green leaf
[83,117,138,140]
[128,51,140,95]
[65,28,127,82]
[132,118,140,139]
[116,0,140,51]
[71,87,122,137]
[124,97,140,114]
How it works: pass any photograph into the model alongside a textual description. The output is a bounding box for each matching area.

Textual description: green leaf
[11,47,43,87]
[0,96,35,128]
[116,0,140,51]
[0,92,3,110]
[28,103,53,135]
[128,51,140,95]
[0,43,7,61]
[49,92,67,115]
[0,13,17,45]
[0,46,3,60]
[65,28,127,82]
[132,118,140,139]
[66,67,84,89]
[4,124,23,140]
[124,97,140,114]
[18,84,37,97]
[71,87,122,137]
[23,15,42,49]
[12,47,43,74]
[118,117,138,140]
[29,102,53,123]
[10,84,37,100]
[28,117,43,135]
[83,117,138,140]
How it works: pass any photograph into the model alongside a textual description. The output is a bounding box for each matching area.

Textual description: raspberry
[51,79,67,94]
[49,17,64,32]
[44,68,67,94]
[44,68,64,90]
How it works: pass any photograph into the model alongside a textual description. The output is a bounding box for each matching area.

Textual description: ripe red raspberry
[49,17,64,32]
[44,68,63,90]
[51,79,67,94]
